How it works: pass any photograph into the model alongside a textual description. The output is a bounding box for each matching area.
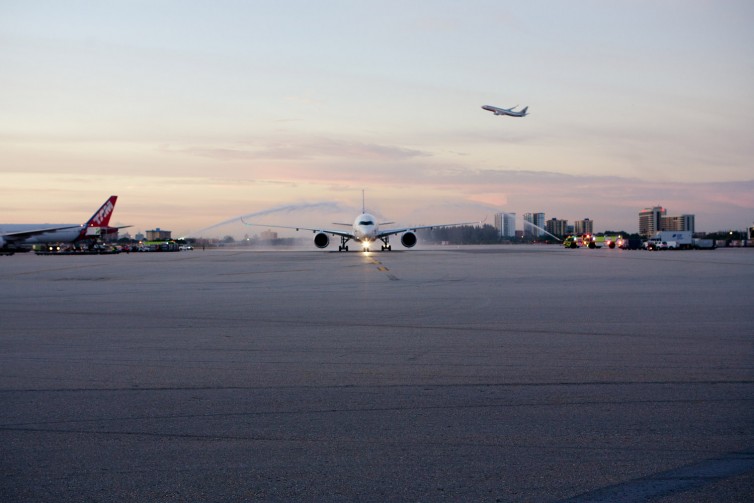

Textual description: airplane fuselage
[482,105,528,117]
[352,213,378,242]
[0,224,83,245]
[0,196,120,252]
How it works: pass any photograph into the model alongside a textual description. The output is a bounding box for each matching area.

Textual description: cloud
[168,137,429,162]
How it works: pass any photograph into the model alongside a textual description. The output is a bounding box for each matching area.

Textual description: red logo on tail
[87,196,117,227]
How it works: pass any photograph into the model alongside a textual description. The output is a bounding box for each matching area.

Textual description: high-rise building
[524,212,546,237]
[639,206,666,237]
[146,228,172,241]
[545,218,568,237]
[494,213,503,236]
[573,218,593,235]
[523,213,534,237]
[640,206,695,237]
[661,214,695,233]
[494,212,516,238]
[534,213,545,236]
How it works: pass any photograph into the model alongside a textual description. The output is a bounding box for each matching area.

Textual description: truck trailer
[646,231,694,250]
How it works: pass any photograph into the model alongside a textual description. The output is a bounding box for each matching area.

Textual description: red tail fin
[85,196,118,228]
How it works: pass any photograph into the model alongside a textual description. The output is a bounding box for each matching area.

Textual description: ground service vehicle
[564,234,626,249]
[646,231,693,250]
[564,234,596,248]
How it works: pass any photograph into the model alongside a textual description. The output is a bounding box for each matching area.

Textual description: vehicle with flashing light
[564,234,628,249]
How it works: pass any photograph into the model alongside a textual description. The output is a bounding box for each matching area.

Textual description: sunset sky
[2,0,752,238]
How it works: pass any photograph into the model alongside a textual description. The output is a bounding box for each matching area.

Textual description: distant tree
[705,230,746,240]
[419,225,501,245]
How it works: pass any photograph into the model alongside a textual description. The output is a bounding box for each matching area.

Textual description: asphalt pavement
[1,245,752,502]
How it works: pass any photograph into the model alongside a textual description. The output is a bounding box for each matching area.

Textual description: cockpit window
[359,220,374,226]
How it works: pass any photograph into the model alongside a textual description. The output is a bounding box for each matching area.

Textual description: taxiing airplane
[482,104,529,117]
[241,194,481,252]
[0,196,126,255]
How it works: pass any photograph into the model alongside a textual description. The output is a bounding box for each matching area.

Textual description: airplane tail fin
[85,196,118,228]
[521,106,529,115]
[74,196,118,241]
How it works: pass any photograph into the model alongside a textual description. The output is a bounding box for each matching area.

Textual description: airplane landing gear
[338,236,350,252]
[380,237,392,251]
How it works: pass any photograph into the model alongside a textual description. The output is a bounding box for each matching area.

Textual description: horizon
[2,1,752,237]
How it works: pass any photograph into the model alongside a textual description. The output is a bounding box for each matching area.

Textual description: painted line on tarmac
[557,450,754,502]
[366,257,399,280]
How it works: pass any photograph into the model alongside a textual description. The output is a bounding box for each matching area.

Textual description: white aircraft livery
[241,194,481,252]
[482,104,529,117]
[0,196,123,255]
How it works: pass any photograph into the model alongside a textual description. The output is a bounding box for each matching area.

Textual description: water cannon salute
[240,191,483,252]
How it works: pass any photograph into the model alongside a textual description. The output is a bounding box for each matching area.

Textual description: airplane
[0,195,126,255]
[241,193,482,252]
[481,104,529,117]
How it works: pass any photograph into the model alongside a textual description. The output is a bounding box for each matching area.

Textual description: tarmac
[1,245,753,502]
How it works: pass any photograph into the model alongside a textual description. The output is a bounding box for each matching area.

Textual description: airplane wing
[376,219,484,239]
[1,225,81,244]
[240,218,355,239]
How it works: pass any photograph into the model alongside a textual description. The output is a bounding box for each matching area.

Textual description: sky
[2,0,753,238]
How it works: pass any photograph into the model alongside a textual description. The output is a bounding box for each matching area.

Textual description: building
[661,214,695,233]
[639,206,695,237]
[545,218,568,238]
[573,218,594,235]
[494,212,517,238]
[639,206,666,237]
[523,212,545,238]
[146,228,172,241]
[534,213,545,236]
[523,213,534,237]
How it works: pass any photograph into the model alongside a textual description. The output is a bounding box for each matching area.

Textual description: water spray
[188,201,345,237]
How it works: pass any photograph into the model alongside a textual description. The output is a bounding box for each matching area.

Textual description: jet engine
[400,231,417,248]
[313,232,329,249]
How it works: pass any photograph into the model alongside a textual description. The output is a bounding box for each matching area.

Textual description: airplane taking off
[0,196,126,255]
[482,104,529,117]
[241,194,481,252]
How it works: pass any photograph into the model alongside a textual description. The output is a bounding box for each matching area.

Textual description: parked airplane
[0,195,125,255]
[482,104,529,117]
[241,194,481,252]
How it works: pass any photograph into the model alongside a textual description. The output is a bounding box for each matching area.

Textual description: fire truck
[563,234,629,249]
